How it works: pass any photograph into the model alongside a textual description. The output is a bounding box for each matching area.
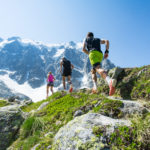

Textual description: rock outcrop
[54,113,130,150]
[0,105,24,150]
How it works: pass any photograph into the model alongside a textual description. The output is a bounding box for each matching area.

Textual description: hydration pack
[63,59,71,69]
[86,37,102,53]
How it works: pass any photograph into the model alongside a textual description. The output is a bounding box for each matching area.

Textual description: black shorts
[62,69,72,77]
[93,62,102,70]
[47,82,54,87]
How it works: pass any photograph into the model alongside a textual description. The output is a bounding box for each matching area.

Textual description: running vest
[85,37,102,53]
[63,59,71,70]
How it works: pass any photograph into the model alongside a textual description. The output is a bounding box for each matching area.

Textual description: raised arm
[53,75,55,81]
[100,39,109,50]
[82,42,89,55]
[100,39,109,58]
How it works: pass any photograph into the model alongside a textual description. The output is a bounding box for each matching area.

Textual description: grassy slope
[0,100,9,107]
[10,91,125,150]
[98,65,150,100]
[9,65,150,150]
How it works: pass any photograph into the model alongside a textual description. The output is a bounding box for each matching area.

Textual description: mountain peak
[7,36,21,41]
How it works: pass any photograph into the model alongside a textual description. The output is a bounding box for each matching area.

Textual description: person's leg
[50,86,54,94]
[95,65,108,80]
[95,65,116,96]
[62,76,66,89]
[89,51,116,96]
[67,75,73,92]
[91,69,98,93]
[46,85,50,98]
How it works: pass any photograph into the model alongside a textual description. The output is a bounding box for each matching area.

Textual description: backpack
[86,37,102,53]
[63,59,71,69]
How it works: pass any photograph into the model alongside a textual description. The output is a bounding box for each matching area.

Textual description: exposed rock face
[54,113,130,150]
[0,37,115,100]
[0,81,30,100]
[37,101,49,111]
[0,105,24,150]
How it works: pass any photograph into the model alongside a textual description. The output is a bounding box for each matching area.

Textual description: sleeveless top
[48,74,54,82]
[85,37,102,53]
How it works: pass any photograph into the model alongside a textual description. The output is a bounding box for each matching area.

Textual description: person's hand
[104,49,109,59]
[104,53,108,59]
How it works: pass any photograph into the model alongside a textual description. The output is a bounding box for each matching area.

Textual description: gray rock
[47,145,52,149]
[108,97,149,116]
[74,110,83,118]
[137,68,147,77]
[22,99,32,105]
[31,144,40,150]
[37,101,49,111]
[44,132,53,137]
[8,96,16,102]
[94,101,101,107]
[53,113,130,150]
[0,105,24,150]
[108,67,123,79]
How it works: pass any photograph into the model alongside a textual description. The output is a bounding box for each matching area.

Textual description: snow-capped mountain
[0,37,115,101]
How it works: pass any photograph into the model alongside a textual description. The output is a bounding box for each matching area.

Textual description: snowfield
[0,72,58,102]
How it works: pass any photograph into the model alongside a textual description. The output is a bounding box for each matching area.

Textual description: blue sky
[0,0,150,67]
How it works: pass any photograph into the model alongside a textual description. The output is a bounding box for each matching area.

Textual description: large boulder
[53,113,130,150]
[0,105,24,150]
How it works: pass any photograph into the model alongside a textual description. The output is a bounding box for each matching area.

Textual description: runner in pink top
[48,74,54,82]
[47,72,55,98]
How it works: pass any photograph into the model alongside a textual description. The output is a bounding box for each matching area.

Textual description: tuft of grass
[92,126,107,138]
[0,99,9,107]
[20,116,46,139]
[109,113,150,150]
[93,99,123,118]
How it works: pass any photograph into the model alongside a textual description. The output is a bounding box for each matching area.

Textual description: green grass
[21,91,66,112]
[11,91,100,149]
[109,113,150,150]
[11,91,112,150]
[93,99,123,118]
[21,99,48,112]
[0,99,9,107]
[97,65,150,100]
[20,116,46,139]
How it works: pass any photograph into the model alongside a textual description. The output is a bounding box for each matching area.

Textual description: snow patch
[40,55,45,63]
[0,69,16,74]
[53,49,65,58]
[0,74,57,102]
[0,40,15,50]
[76,42,83,49]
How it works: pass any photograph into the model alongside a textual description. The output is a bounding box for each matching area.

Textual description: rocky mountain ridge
[0,37,115,100]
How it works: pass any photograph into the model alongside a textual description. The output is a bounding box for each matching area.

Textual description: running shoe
[109,79,117,96]
[92,88,98,94]
[69,87,73,93]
